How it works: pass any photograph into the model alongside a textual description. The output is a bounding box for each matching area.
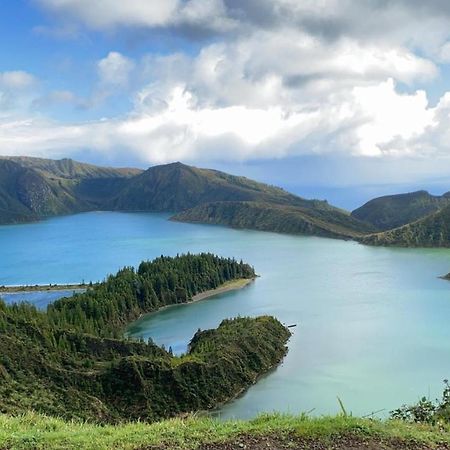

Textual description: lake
[1,211,450,418]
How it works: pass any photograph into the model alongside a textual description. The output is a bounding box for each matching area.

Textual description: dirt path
[196,434,449,450]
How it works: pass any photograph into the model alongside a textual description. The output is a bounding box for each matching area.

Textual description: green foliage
[48,253,255,337]
[1,412,450,450]
[361,204,450,247]
[173,201,374,240]
[109,161,312,211]
[0,254,289,423]
[391,380,450,424]
[0,157,140,224]
[0,157,374,240]
[352,190,450,231]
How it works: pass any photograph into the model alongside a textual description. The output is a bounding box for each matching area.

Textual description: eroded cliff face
[16,169,56,214]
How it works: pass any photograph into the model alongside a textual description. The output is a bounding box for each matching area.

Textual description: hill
[0,157,373,239]
[360,204,450,247]
[173,201,375,239]
[0,253,290,422]
[351,190,450,231]
[108,161,316,211]
[0,157,141,223]
[0,159,73,223]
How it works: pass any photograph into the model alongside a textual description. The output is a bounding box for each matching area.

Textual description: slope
[0,156,142,222]
[0,157,373,238]
[110,162,374,237]
[173,201,375,239]
[360,204,450,247]
[351,190,450,231]
[109,162,327,211]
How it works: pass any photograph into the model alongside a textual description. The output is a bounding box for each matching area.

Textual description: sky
[4,1,450,208]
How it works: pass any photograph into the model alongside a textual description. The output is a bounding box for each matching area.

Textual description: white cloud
[0,71,36,90]
[0,77,442,165]
[351,79,434,156]
[37,0,235,34]
[438,41,450,63]
[97,52,135,87]
[6,0,450,172]
[38,0,180,29]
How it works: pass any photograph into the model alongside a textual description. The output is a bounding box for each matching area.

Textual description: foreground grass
[1,412,450,450]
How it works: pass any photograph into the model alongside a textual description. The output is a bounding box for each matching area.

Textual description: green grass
[1,412,450,450]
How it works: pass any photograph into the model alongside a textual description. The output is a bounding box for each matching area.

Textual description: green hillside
[352,190,450,231]
[109,161,328,211]
[0,156,373,239]
[360,205,450,247]
[0,157,141,222]
[0,253,290,422]
[0,159,73,222]
[173,201,375,239]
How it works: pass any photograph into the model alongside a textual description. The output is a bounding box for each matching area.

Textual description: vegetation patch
[0,254,290,423]
[1,413,450,450]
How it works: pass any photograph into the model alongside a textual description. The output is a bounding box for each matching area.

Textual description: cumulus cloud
[0,77,442,165]
[97,52,135,87]
[37,0,180,29]
[0,71,38,113]
[36,0,235,34]
[7,0,450,170]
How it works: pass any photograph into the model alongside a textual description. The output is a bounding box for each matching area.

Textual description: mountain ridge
[0,156,373,239]
[360,203,450,247]
[351,190,450,231]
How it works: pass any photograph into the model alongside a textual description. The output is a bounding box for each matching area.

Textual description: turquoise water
[1,290,84,309]
[2,211,450,418]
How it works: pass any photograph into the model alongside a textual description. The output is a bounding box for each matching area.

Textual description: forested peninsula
[0,253,290,422]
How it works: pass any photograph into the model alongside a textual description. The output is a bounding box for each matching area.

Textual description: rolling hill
[173,200,374,239]
[109,161,333,211]
[0,157,141,223]
[0,156,373,239]
[360,204,450,247]
[351,190,450,231]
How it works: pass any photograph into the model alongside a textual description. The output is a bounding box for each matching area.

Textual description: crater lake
[1,211,450,418]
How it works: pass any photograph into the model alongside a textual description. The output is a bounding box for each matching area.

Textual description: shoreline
[191,277,256,302]
[127,277,256,330]
[0,283,90,293]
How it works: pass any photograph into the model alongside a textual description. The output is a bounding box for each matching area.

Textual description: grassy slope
[109,162,328,211]
[0,157,373,239]
[2,156,141,179]
[0,157,141,223]
[1,413,449,450]
[361,204,450,247]
[351,190,450,231]
[173,201,375,239]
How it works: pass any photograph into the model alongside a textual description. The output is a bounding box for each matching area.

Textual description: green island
[0,253,290,423]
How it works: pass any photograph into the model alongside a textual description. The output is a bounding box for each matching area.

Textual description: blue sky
[4,1,450,209]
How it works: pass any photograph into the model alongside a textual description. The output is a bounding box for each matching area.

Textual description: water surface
[1,290,84,309]
[2,211,450,418]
